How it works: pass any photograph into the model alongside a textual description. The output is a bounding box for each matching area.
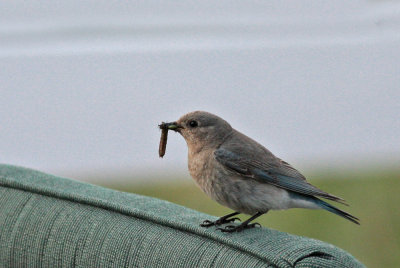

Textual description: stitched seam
[1,175,358,267]
[0,178,281,266]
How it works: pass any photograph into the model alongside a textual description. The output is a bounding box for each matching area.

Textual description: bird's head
[165,111,233,153]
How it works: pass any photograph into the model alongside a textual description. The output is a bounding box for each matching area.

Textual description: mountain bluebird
[160,111,359,232]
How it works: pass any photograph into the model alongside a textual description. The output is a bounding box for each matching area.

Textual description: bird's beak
[159,121,182,132]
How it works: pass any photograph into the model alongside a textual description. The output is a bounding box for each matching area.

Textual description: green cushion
[0,164,364,267]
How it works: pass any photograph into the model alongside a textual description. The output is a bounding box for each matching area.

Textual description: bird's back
[220,129,306,181]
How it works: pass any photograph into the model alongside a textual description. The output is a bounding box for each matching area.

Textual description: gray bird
[162,111,359,232]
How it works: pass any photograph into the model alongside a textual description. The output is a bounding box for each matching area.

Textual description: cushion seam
[0,180,280,267]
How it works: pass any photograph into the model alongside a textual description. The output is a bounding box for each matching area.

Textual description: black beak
[159,121,182,132]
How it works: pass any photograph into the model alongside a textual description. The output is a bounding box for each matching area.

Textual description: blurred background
[1,1,399,266]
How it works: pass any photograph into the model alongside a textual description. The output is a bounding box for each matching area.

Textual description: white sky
[1,0,399,181]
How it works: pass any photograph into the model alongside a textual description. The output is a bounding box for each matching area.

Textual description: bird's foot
[217,222,261,233]
[200,217,241,228]
[200,220,215,227]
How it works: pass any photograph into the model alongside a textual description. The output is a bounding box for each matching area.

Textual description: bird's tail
[314,198,360,225]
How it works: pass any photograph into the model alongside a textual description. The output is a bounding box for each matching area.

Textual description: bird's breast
[188,150,297,214]
[188,149,219,197]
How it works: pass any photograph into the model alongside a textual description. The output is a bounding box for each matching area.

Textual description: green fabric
[0,164,364,268]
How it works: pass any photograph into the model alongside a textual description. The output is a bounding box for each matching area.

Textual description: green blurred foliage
[101,169,400,268]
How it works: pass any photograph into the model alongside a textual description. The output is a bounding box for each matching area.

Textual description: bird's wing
[214,147,346,204]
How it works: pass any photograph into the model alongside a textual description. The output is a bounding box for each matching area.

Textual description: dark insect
[158,122,168,158]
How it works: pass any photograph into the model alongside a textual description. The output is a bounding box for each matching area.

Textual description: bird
[161,111,359,232]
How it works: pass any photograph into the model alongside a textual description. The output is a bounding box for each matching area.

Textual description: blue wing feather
[215,148,347,204]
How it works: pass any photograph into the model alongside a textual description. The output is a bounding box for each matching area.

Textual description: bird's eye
[188,120,198,128]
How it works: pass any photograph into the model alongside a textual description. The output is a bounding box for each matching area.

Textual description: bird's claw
[222,217,241,224]
[200,217,241,228]
[200,220,215,227]
[217,225,237,232]
[248,222,261,228]
[216,222,261,233]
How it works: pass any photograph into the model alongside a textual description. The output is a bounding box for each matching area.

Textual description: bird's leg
[217,211,265,232]
[200,212,241,227]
